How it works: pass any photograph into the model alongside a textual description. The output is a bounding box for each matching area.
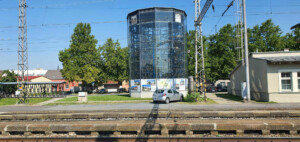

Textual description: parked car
[206,86,217,92]
[217,85,227,92]
[99,88,107,94]
[119,88,127,93]
[152,89,183,104]
[222,86,227,92]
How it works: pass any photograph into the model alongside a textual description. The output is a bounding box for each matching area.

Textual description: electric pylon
[17,0,28,103]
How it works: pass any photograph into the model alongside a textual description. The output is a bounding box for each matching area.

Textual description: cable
[0,10,299,29]
[0,20,127,29]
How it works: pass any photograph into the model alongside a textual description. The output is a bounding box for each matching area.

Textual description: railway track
[0,110,299,140]
[0,137,300,142]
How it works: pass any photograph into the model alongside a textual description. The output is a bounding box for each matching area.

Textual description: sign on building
[131,15,137,25]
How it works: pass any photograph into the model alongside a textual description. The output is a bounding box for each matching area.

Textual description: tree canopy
[59,19,299,89]
[0,70,18,94]
[98,38,129,84]
[187,19,300,82]
[0,70,17,82]
[59,23,100,88]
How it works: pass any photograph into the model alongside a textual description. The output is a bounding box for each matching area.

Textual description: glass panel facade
[127,8,187,81]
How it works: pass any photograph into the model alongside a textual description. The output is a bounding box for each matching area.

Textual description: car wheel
[165,98,170,104]
[179,96,183,102]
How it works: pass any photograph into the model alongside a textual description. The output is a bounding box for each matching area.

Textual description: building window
[281,72,292,91]
[66,84,69,89]
[298,72,300,90]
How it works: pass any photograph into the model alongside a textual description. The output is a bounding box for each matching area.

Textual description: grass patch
[0,98,52,106]
[88,94,151,101]
[256,101,277,104]
[56,96,78,102]
[181,97,217,105]
[56,94,151,103]
[215,94,243,102]
[46,100,151,106]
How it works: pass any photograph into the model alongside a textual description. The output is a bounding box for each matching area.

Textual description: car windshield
[155,90,164,93]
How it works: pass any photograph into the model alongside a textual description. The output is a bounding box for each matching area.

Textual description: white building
[229,51,300,102]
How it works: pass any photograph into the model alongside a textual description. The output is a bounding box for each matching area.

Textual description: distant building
[14,68,47,76]
[229,51,300,102]
[12,69,80,92]
[44,70,79,92]
[103,81,119,93]
[17,76,54,93]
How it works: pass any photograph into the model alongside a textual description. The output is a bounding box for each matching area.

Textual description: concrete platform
[0,119,300,137]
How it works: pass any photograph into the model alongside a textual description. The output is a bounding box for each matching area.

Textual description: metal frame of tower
[18,0,28,103]
[195,0,213,101]
[235,0,244,64]
[194,0,207,101]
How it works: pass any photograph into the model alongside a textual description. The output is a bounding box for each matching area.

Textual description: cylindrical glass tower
[127,7,187,98]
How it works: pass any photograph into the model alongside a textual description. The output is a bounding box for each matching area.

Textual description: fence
[0,82,66,98]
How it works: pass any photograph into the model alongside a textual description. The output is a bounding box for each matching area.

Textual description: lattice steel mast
[195,0,213,101]
[18,0,28,102]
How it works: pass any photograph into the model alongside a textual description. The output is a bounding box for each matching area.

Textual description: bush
[185,92,207,102]
[185,92,199,102]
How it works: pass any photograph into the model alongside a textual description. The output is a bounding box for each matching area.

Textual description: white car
[152,89,183,104]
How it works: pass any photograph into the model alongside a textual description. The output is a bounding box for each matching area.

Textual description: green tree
[206,24,237,82]
[59,23,100,90]
[0,70,17,94]
[186,30,197,77]
[98,38,129,84]
[282,27,300,51]
[248,19,284,52]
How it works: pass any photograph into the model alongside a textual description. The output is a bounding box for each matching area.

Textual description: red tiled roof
[103,80,119,84]
[17,76,41,81]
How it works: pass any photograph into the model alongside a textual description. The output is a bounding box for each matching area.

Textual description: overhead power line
[0,10,297,30]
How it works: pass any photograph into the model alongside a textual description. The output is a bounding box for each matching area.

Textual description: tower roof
[127,7,187,19]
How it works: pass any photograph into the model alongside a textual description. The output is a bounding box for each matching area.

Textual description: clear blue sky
[0,0,299,70]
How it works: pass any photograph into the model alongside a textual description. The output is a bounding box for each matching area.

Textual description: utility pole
[18,0,28,103]
[195,0,198,84]
[242,0,250,101]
